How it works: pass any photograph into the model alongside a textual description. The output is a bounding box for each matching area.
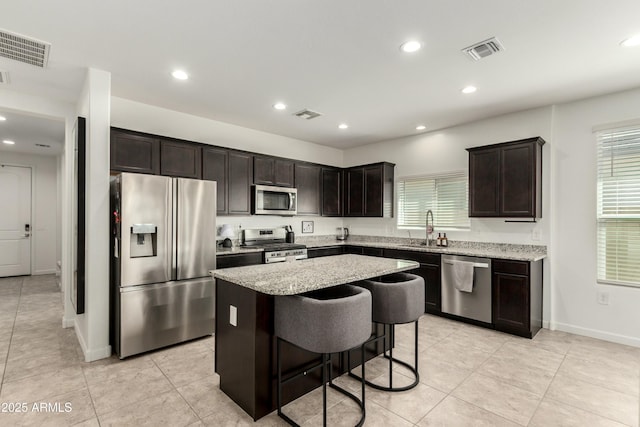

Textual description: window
[397,172,469,229]
[597,125,640,286]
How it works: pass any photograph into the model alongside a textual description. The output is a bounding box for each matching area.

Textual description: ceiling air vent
[462,37,504,61]
[0,70,9,84]
[293,109,322,120]
[35,144,51,148]
[0,28,51,68]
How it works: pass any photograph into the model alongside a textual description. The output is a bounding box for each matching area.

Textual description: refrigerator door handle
[171,179,178,280]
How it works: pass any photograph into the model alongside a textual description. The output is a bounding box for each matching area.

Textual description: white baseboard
[542,320,550,329]
[34,269,56,275]
[62,316,75,328]
[554,321,640,348]
[74,319,112,362]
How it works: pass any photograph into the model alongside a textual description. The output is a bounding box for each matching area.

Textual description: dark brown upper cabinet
[110,129,160,175]
[345,162,395,217]
[294,163,322,215]
[202,147,228,215]
[160,140,202,179]
[253,156,294,187]
[227,151,253,215]
[321,168,342,217]
[467,137,544,218]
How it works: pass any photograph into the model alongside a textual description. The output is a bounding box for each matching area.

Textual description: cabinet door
[501,142,535,217]
[110,130,160,174]
[307,246,344,258]
[364,165,383,217]
[321,168,342,216]
[216,252,263,269]
[160,140,202,179]
[418,263,441,314]
[253,156,275,185]
[202,147,228,215]
[345,168,364,216]
[228,151,253,215]
[294,163,321,215]
[254,156,294,187]
[274,159,294,187]
[469,147,500,217]
[492,272,530,334]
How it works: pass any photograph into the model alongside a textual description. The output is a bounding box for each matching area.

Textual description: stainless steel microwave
[252,185,297,215]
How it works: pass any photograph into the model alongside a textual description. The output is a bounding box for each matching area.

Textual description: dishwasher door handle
[443,260,489,269]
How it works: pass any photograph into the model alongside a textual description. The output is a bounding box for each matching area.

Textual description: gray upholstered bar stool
[349,272,424,392]
[274,284,372,427]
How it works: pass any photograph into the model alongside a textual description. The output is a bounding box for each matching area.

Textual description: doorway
[0,164,32,277]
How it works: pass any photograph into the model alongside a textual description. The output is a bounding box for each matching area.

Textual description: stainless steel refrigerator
[111,172,216,358]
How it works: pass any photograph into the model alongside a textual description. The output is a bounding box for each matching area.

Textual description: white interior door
[0,165,32,277]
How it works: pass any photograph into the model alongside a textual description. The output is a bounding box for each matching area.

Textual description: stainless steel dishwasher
[441,254,492,323]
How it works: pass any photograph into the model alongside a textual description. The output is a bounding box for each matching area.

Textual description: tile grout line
[527,340,636,427]
[0,276,25,397]
[523,347,567,427]
[150,350,203,423]
[80,362,103,426]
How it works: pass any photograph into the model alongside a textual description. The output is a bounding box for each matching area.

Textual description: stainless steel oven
[241,228,307,263]
[252,185,297,216]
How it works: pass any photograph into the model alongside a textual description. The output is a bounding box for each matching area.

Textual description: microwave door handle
[289,193,293,210]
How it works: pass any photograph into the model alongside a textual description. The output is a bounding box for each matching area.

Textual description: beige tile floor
[0,274,639,426]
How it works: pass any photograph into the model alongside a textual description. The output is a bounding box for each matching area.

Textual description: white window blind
[397,172,469,229]
[597,125,640,286]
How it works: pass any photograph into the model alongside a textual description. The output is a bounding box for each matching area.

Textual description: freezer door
[117,278,215,358]
[176,178,217,280]
[120,173,172,287]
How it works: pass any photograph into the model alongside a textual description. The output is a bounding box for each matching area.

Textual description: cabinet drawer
[307,246,344,258]
[492,259,529,276]
[216,252,263,269]
[383,248,440,266]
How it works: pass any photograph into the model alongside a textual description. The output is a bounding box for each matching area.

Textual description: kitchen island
[211,254,418,420]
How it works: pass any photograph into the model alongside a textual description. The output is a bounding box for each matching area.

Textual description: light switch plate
[229,305,237,326]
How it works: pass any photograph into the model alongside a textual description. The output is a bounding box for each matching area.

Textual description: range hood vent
[462,37,504,61]
[0,28,51,68]
[293,109,322,120]
[0,70,8,84]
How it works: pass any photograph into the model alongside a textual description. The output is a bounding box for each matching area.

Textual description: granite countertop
[211,254,419,295]
[215,236,547,262]
[307,241,546,262]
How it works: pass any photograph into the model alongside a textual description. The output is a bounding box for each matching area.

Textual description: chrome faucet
[425,209,434,246]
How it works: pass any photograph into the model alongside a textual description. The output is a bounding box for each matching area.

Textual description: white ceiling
[0,110,64,156]
[1,1,640,149]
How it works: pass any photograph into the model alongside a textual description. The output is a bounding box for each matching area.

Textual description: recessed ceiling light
[273,103,287,110]
[461,85,477,94]
[171,70,189,80]
[3,140,15,145]
[0,115,6,121]
[416,125,426,131]
[621,34,640,47]
[338,123,349,130]
[400,40,422,53]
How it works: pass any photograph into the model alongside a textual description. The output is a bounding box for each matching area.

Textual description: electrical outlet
[229,305,237,326]
[597,291,609,305]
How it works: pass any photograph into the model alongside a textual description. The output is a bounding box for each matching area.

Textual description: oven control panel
[264,249,308,263]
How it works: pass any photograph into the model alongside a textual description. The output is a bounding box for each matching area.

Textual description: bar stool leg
[322,353,328,427]
[277,338,283,418]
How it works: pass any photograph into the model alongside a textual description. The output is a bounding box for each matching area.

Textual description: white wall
[111,97,344,167]
[342,106,553,245]
[551,88,640,346]
[74,68,112,362]
[0,151,59,274]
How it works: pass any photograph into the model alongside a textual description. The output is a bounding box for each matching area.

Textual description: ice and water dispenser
[129,224,157,257]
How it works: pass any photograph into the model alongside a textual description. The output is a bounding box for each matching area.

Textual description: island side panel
[215,278,259,418]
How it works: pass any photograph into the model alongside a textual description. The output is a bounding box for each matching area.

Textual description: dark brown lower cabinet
[492,259,543,338]
[307,246,344,258]
[216,252,263,269]
[383,249,441,314]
